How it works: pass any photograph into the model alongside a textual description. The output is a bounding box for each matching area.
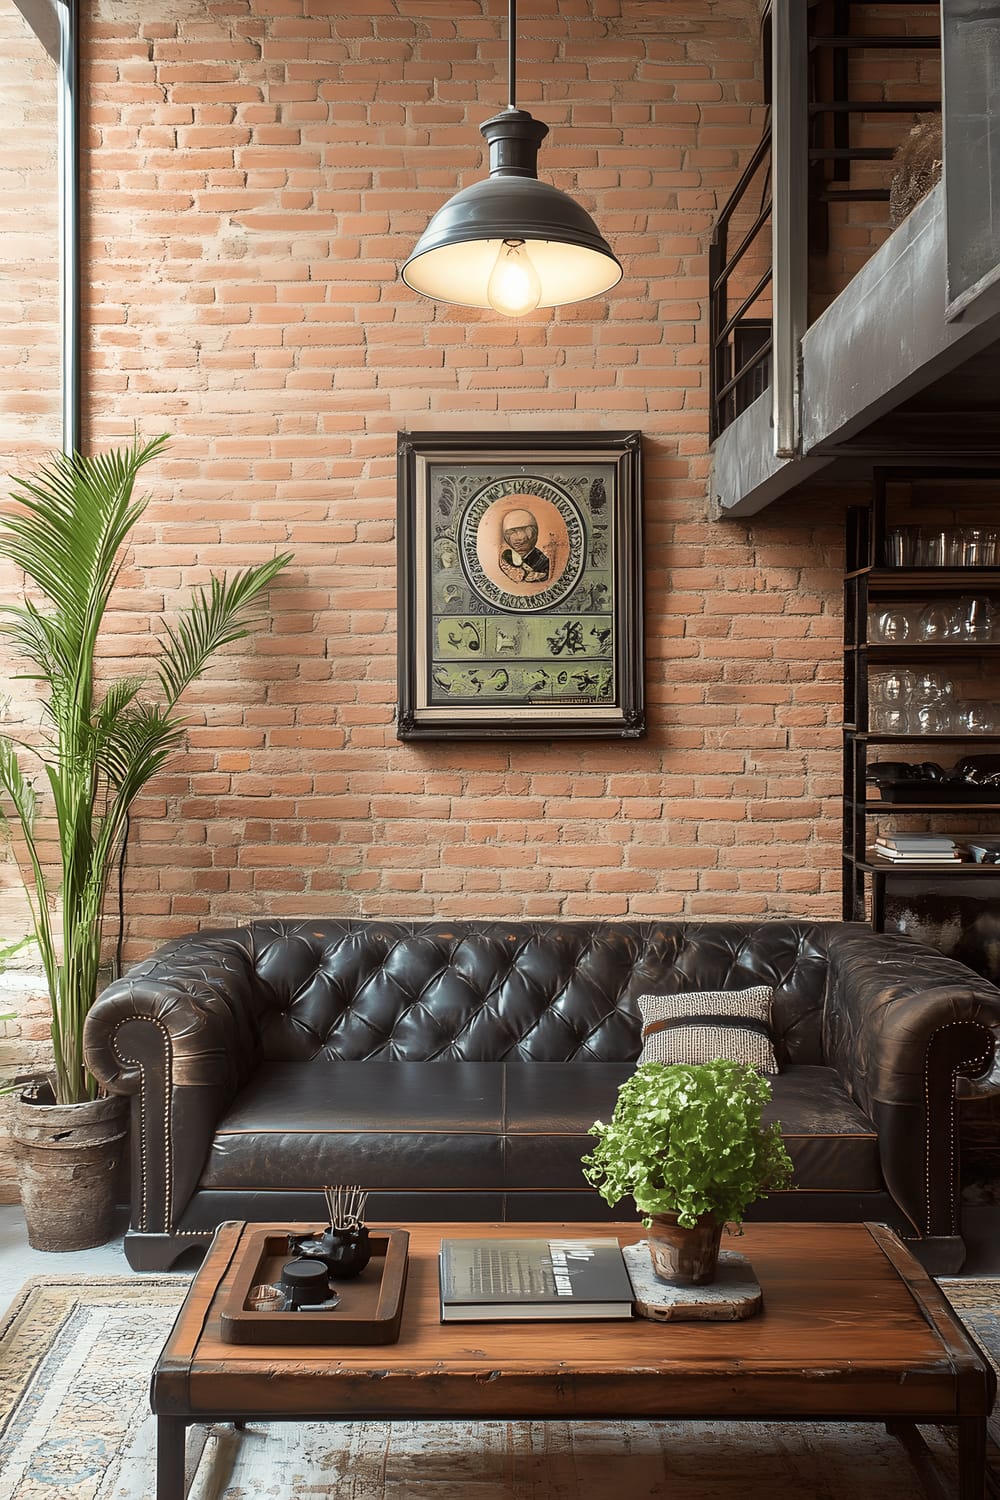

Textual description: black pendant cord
[508,0,517,110]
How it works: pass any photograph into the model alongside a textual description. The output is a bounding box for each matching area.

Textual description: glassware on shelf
[922,527,962,567]
[955,595,994,641]
[912,670,955,706]
[871,669,915,709]
[916,703,952,734]
[959,704,996,733]
[873,607,913,642]
[917,601,959,641]
[886,526,921,567]
[871,705,910,734]
[870,671,917,733]
[960,528,1000,567]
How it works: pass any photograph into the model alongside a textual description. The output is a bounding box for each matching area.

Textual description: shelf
[844,476,1000,928]
[854,732,1000,744]
[854,644,1000,662]
[848,567,1000,592]
[855,799,1000,813]
[860,855,1000,875]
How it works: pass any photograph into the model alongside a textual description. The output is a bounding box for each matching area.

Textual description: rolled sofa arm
[83,930,262,1238]
[824,925,1000,1241]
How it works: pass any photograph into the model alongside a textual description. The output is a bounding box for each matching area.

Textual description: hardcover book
[876,833,956,848]
[438,1236,635,1322]
[873,848,961,862]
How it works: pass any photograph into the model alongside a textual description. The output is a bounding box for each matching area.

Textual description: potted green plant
[0,435,291,1250]
[581,1058,794,1286]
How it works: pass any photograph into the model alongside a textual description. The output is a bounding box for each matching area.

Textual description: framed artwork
[396,430,644,740]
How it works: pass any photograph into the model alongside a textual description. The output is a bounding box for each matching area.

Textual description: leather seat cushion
[766,1064,882,1192]
[199,1060,881,1198]
[200,1061,631,1193]
[202,1061,508,1193]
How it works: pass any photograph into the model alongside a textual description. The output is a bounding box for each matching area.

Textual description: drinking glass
[913,670,955,705]
[874,608,912,643]
[873,705,909,734]
[955,595,994,641]
[960,704,995,733]
[962,528,989,567]
[886,526,920,567]
[917,602,958,641]
[916,703,951,734]
[924,528,961,567]
[871,669,914,707]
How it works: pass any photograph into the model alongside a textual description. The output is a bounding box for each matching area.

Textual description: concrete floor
[0,1204,169,1313]
[2,1203,999,1316]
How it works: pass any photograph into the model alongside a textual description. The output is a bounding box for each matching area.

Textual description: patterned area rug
[0,1274,998,1499]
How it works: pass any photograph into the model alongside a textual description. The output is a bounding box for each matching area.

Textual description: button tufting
[244,919,838,1065]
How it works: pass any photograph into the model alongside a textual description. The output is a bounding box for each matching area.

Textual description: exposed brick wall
[0,0,849,988]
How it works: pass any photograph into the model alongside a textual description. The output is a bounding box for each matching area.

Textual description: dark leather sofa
[82,917,1000,1273]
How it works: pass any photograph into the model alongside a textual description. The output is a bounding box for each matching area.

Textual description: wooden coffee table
[151,1220,995,1500]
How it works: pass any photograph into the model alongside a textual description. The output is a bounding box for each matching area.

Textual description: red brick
[0,0,867,965]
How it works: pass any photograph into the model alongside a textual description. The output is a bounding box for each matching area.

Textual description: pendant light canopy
[401,2,622,316]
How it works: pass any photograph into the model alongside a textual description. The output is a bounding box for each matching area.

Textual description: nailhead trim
[111,1014,173,1235]
[923,1022,991,1237]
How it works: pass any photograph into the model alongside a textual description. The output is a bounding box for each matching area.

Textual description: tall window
[0,0,61,940]
[0,0,61,489]
[944,0,1000,316]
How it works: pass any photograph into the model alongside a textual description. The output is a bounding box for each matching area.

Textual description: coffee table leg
[888,1416,987,1499]
[156,1415,187,1500]
[957,1416,986,1500]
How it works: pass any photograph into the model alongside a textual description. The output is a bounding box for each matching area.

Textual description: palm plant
[0,435,291,1105]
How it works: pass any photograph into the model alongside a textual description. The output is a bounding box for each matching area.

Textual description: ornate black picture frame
[396,430,644,740]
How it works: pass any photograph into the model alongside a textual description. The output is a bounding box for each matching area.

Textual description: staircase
[710,0,941,442]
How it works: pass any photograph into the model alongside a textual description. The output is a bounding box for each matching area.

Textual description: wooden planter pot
[12,1086,128,1252]
[647,1211,724,1286]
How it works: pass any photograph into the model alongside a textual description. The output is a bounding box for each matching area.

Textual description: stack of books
[873,833,961,863]
[438,1236,635,1322]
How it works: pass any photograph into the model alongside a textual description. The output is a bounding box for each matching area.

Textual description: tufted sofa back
[233,918,837,1066]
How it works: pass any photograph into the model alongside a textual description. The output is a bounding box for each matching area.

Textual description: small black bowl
[279,1257,331,1308]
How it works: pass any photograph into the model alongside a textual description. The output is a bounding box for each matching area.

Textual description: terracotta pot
[647,1210,724,1286]
[11,1085,128,1252]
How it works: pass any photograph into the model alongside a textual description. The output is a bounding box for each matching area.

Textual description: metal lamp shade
[401,173,623,310]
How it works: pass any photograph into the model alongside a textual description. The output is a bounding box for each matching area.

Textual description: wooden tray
[219,1226,409,1345]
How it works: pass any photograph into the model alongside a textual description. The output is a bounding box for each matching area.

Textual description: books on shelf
[874,850,962,862]
[874,833,960,862]
[877,833,957,849]
[438,1236,635,1322]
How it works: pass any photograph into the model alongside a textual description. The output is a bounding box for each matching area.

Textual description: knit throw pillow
[636,985,778,1073]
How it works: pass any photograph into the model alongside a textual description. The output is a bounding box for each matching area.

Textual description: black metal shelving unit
[843,468,1000,928]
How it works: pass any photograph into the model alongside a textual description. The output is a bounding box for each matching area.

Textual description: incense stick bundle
[323,1183,368,1230]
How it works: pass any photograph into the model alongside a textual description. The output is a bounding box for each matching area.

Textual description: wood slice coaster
[623,1240,763,1322]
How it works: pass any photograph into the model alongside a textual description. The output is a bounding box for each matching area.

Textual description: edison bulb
[486,239,542,317]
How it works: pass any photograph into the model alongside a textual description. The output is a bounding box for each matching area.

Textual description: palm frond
[1,599,67,683]
[0,735,56,1000]
[156,554,292,707]
[0,735,41,837]
[96,702,185,803]
[0,436,291,1102]
[1,436,168,628]
[92,677,146,739]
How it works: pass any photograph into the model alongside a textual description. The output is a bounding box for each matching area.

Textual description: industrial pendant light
[401,0,622,316]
